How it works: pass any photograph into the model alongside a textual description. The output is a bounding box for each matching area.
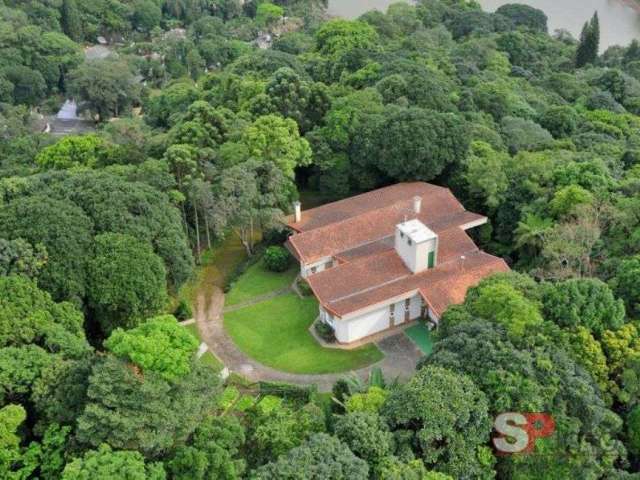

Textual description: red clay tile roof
[286,182,439,232]
[291,182,508,319]
[309,250,509,318]
[286,183,486,264]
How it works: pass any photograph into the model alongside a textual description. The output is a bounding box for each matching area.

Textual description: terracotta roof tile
[308,250,411,306]
[311,250,509,317]
[286,182,441,232]
[287,184,486,264]
[293,182,508,320]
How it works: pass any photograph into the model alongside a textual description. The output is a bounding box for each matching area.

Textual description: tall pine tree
[61,0,83,42]
[576,12,600,67]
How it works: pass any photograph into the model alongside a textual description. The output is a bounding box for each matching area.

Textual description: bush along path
[194,236,423,392]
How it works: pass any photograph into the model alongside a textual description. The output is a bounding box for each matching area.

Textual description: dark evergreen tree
[576,12,600,67]
[61,0,82,42]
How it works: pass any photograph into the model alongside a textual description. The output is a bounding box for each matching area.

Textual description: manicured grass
[224,294,384,374]
[405,322,433,356]
[225,259,298,307]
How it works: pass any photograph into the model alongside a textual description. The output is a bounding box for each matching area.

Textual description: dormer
[395,219,438,274]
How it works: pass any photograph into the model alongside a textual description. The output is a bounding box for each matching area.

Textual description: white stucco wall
[395,227,438,273]
[327,293,425,343]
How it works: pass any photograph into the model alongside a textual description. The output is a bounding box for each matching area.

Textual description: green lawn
[224,294,384,374]
[225,259,298,307]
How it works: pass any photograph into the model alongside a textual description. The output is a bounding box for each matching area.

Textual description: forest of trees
[3,0,640,478]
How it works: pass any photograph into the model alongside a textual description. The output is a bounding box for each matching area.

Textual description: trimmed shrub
[263,246,291,272]
[315,321,336,343]
[259,381,318,406]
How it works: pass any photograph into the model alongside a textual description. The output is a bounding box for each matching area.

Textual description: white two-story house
[285,182,509,345]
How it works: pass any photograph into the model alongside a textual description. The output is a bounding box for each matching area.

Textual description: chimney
[293,201,302,223]
[413,196,422,215]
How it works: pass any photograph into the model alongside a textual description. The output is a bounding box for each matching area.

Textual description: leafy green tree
[0,196,93,303]
[372,107,469,182]
[465,280,543,338]
[247,402,325,466]
[315,19,378,59]
[69,59,142,121]
[540,106,579,138]
[255,3,283,29]
[549,185,594,218]
[263,246,290,272]
[167,416,246,480]
[500,116,553,154]
[495,4,547,32]
[345,386,388,413]
[333,411,393,466]
[462,141,509,211]
[425,320,625,479]
[211,159,294,255]
[379,459,453,479]
[264,67,330,133]
[628,405,640,456]
[251,433,368,480]
[48,171,194,288]
[3,66,46,106]
[145,81,200,128]
[0,404,26,478]
[0,275,89,357]
[132,0,162,32]
[382,366,495,479]
[0,238,47,279]
[104,315,198,381]
[36,135,112,171]
[76,356,220,458]
[237,114,312,178]
[87,233,167,334]
[542,278,625,337]
[611,256,640,317]
[602,323,640,378]
[62,444,166,480]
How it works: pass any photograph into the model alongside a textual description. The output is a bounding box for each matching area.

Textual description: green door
[428,251,435,268]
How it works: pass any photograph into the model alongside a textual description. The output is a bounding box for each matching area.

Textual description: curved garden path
[192,239,423,392]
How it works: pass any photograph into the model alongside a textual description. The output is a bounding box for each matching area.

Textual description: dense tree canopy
[3,0,640,477]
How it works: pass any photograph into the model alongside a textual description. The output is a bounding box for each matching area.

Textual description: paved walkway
[195,285,424,392]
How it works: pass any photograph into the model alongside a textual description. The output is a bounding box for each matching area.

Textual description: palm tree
[514,213,553,259]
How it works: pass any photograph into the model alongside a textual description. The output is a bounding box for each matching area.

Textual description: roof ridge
[327,244,483,305]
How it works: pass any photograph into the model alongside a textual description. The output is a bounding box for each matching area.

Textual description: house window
[428,251,435,268]
[311,266,317,274]
[389,304,395,319]
[408,239,412,246]
[400,232,404,239]
[404,298,410,311]
[326,260,333,269]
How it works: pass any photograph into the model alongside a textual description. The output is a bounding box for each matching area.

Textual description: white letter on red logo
[493,412,529,453]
